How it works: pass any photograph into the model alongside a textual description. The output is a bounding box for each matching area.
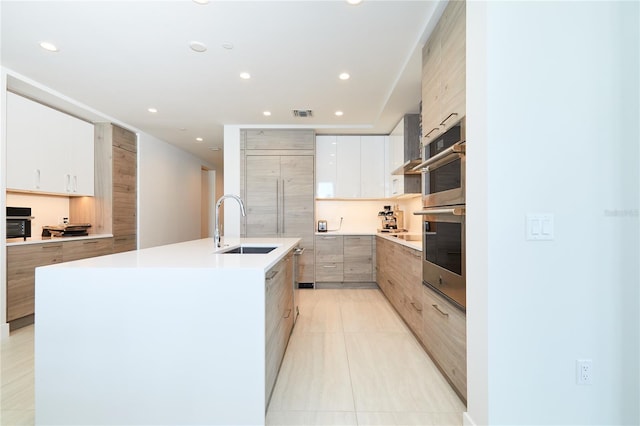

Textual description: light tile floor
[266,289,466,426]
[0,289,465,426]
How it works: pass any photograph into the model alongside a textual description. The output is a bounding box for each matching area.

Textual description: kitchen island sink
[220,245,278,254]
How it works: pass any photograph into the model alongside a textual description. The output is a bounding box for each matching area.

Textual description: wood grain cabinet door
[6,243,63,321]
[63,238,114,262]
[245,155,280,236]
[343,236,373,282]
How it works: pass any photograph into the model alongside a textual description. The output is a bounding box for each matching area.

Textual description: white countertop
[6,233,113,246]
[315,230,422,251]
[42,237,301,272]
[376,232,422,251]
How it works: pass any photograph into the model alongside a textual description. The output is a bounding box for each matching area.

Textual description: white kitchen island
[34,237,300,426]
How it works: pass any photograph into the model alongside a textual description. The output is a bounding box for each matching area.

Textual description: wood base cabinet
[6,243,63,323]
[422,285,467,400]
[315,235,375,285]
[6,237,114,327]
[265,250,294,407]
[376,236,466,401]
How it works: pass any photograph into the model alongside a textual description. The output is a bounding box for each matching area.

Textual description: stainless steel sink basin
[220,245,278,254]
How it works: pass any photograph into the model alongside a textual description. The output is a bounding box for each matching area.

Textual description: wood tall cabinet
[74,123,137,253]
[241,129,315,284]
[421,0,466,143]
[111,126,137,253]
[376,236,467,401]
[264,250,294,407]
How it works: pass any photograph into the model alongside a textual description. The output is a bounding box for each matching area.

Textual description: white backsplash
[6,192,70,237]
[315,196,422,234]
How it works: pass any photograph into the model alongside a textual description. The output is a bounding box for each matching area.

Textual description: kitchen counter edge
[7,234,114,247]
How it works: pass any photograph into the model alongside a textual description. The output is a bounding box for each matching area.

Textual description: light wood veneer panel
[6,244,63,321]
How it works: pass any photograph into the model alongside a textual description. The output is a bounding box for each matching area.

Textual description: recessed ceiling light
[148,108,158,113]
[196,137,204,143]
[39,41,59,52]
[189,41,207,53]
[339,72,350,80]
[179,127,187,131]
[240,72,251,80]
[193,0,209,4]
[221,43,234,50]
[346,0,363,4]
[209,146,221,151]
[263,111,272,116]
[335,111,344,116]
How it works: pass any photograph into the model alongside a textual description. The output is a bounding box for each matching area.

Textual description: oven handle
[413,207,465,216]
[411,141,465,172]
[6,216,35,220]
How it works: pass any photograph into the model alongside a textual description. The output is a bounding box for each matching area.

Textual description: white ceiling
[1,0,445,172]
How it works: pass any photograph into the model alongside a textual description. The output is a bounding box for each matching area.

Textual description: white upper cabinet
[6,92,95,196]
[336,136,361,198]
[316,135,387,199]
[360,135,386,198]
[315,135,337,198]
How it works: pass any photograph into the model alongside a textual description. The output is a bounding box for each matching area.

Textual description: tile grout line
[337,290,362,425]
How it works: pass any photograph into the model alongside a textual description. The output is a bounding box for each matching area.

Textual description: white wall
[138,133,207,249]
[1,69,8,339]
[466,1,639,425]
[222,125,242,237]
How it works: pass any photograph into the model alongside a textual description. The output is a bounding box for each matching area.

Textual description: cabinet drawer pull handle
[283,309,292,319]
[322,236,337,240]
[410,302,423,312]
[424,127,440,138]
[42,245,62,249]
[432,304,449,317]
[266,270,278,280]
[387,279,395,287]
[323,265,337,268]
[439,112,458,126]
[83,241,99,245]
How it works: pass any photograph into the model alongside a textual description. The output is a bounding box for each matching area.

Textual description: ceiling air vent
[292,109,313,118]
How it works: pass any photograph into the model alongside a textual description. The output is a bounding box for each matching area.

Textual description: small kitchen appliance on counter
[42,223,92,237]
[317,220,327,232]
[7,207,34,241]
[377,205,405,233]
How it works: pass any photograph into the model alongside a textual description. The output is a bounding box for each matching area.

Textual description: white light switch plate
[526,213,554,240]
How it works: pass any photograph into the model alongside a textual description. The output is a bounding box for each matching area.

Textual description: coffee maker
[377,205,404,233]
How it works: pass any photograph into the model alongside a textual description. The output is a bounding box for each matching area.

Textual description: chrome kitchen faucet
[214,194,246,248]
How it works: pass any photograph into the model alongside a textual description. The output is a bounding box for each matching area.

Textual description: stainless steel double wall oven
[414,119,466,310]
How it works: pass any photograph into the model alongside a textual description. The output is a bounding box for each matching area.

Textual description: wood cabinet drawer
[7,243,63,321]
[343,235,372,254]
[113,234,137,253]
[315,235,343,263]
[422,285,467,399]
[315,262,344,282]
[63,238,113,262]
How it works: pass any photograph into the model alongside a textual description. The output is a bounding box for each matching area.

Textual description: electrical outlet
[577,359,593,385]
